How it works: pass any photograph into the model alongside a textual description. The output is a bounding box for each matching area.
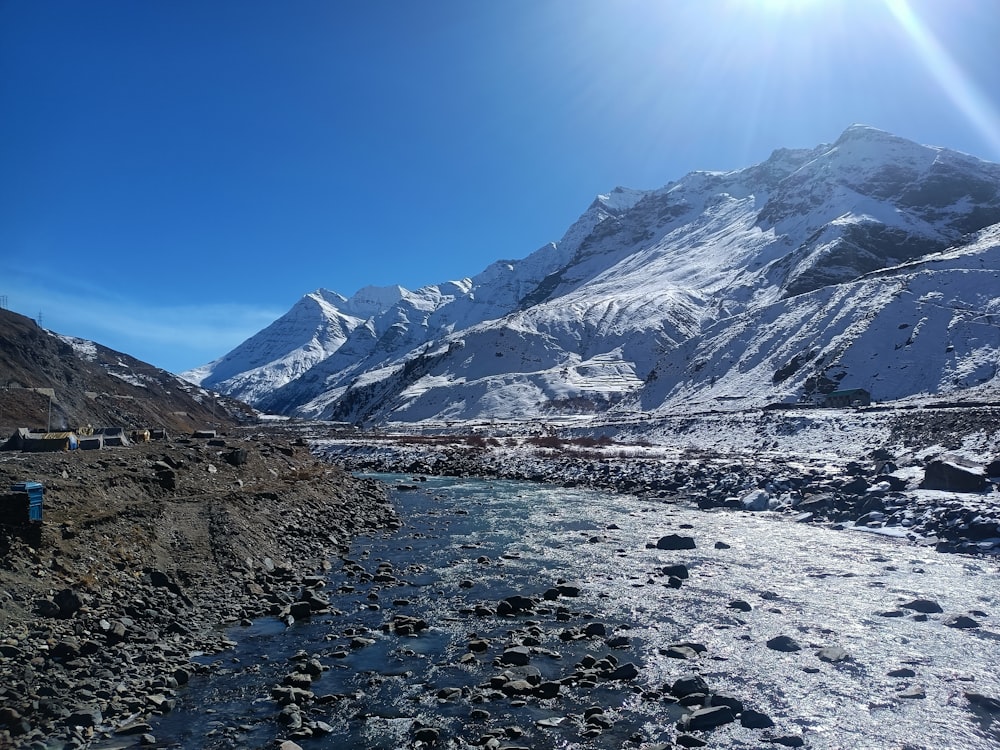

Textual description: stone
[898,685,926,699]
[816,646,851,663]
[683,705,736,730]
[901,599,942,614]
[54,588,83,618]
[533,681,561,699]
[497,595,535,616]
[64,707,102,728]
[671,675,710,698]
[661,564,690,579]
[655,534,696,550]
[499,647,531,667]
[740,709,775,728]
[921,460,987,492]
[606,662,639,680]
[944,614,980,629]
[766,635,801,652]
[728,599,752,612]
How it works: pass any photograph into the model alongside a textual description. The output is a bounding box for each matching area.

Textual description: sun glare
[882,0,1000,157]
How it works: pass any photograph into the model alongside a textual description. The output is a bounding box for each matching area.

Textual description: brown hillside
[0,308,254,435]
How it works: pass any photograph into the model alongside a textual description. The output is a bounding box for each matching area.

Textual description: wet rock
[663,645,701,660]
[771,735,805,747]
[682,705,735,730]
[660,564,689,579]
[497,595,535,617]
[766,635,801,652]
[533,681,561,699]
[741,709,775,728]
[653,534,696,551]
[606,662,639,680]
[671,675,710,698]
[499,647,531,667]
[676,735,708,748]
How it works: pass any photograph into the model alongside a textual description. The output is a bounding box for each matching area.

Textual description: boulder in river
[766,635,801,652]
[653,534,696,551]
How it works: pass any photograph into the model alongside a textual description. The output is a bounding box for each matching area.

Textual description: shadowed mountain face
[184,126,1000,424]
[0,308,252,434]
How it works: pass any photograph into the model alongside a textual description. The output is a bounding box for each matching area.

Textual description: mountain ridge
[183,126,1000,424]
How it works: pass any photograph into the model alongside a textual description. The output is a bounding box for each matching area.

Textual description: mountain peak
[191,128,1000,422]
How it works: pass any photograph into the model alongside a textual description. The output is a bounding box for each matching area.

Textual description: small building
[94,427,130,447]
[823,388,871,408]
[22,432,78,452]
[1,481,44,525]
[79,434,105,450]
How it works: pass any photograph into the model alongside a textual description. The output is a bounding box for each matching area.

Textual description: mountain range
[183,125,1000,424]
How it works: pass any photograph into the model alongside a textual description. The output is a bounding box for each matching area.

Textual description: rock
[606,662,640,680]
[714,541,731,549]
[663,645,701,660]
[901,599,943,614]
[741,709,775,728]
[771,736,805,747]
[921,460,987,492]
[64,707,102,728]
[888,668,916,678]
[499,647,531,667]
[944,614,980,629]
[682,705,735,730]
[533,681,561,699]
[676,735,708,748]
[740,489,770,511]
[277,741,304,750]
[497,595,535,616]
[898,685,926,699]
[766,635,801,652]
[728,599,752,612]
[654,534,696,550]
[661,564,689,579]
[54,588,83,618]
[671,675,710,698]
[816,646,851,663]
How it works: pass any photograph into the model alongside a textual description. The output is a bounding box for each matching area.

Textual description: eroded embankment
[0,434,397,749]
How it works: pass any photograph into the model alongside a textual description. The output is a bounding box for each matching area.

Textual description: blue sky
[2,0,999,374]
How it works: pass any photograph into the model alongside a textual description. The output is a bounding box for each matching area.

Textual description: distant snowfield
[185,126,1000,426]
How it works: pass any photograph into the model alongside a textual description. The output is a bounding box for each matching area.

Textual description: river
[146,474,1000,749]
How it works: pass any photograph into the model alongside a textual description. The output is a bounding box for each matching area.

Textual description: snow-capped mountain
[184,126,1000,423]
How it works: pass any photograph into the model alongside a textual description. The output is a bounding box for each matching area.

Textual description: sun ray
[882,0,1000,157]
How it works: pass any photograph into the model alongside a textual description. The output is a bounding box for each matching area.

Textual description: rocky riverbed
[317,425,1000,556]
[0,433,396,749]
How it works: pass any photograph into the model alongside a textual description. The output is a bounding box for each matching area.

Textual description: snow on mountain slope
[181,289,365,404]
[189,126,1000,424]
[634,222,1000,414]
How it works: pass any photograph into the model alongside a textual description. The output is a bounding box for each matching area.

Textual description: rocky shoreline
[0,434,397,749]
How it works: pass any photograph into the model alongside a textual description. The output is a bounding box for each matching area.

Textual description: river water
[148,475,1000,749]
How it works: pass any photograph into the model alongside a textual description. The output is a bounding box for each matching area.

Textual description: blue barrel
[11,481,43,521]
